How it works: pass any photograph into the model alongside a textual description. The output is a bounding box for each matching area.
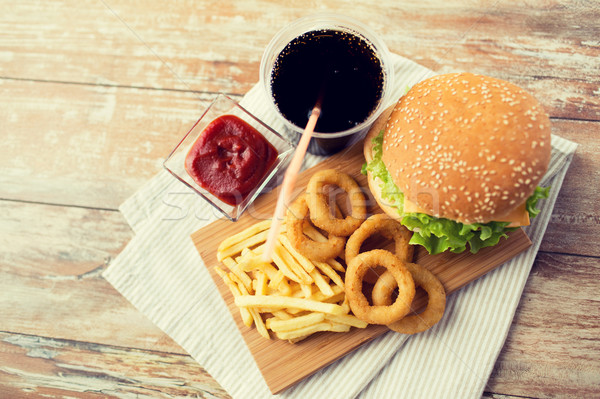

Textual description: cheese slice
[498,203,530,227]
[402,197,530,227]
[403,197,430,215]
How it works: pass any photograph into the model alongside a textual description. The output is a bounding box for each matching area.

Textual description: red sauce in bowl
[185,114,278,206]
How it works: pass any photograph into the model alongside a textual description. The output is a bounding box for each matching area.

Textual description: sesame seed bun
[369,72,551,224]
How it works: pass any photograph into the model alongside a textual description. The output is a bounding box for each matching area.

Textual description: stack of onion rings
[343,213,447,335]
[306,169,367,236]
[345,250,415,325]
[372,264,446,334]
[286,194,346,262]
[283,167,446,335]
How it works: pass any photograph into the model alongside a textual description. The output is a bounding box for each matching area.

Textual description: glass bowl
[164,93,295,221]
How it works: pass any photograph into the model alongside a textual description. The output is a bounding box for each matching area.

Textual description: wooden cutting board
[191,139,532,394]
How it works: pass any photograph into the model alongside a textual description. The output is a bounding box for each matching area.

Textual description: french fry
[339,296,351,314]
[214,267,253,327]
[255,271,268,296]
[238,254,279,280]
[292,285,313,298]
[234,295,347,315]
[268,270,285,289]
[249,306,270,340]
[216,218,370,343]
[270,247,303,283]
[245,243,266,256]
[213,265,227,279]
[226,272,270,339]
[218,230,270,261]
[241,246,253,255]
[308,286,344,303]
[325,314,368,329]
[327,257,345,272]
[285,307,306,315]
[319,291,345,305]
[275,321,351,341]
[217,219,272,254]
[266,312,325,332]
[274,243,312,284]
[217,220,271,252]
[300,283,313,298]
[218,225,288,261]
[302,223,328,243]
[221,257,253,293]
[277,278,292,296]
[314,260,345,288]
[278,235,315,273]
[255,307,280,313]
[309,268,335,297]
[271,310,294,320]
[291,284,344,303]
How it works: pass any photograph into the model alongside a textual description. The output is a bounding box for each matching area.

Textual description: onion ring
[372,263,446,334]
[345,249,415,325]
[306,169,367,236]
[286,194,346,262]
[345,213,414,266]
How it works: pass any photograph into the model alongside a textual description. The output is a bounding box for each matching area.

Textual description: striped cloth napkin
[103,54,577,398]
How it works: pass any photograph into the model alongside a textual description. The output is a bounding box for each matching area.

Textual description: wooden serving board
[191,140,532,394]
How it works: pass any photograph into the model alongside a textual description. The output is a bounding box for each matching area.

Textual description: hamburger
[363,72,551,254]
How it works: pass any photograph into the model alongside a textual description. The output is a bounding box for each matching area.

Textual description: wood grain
[0,332,230,399]
[1,1,598,119]
[488,252,600,397]
[540,120,600,257]
[0,200,183,354]
[191,139,532,393]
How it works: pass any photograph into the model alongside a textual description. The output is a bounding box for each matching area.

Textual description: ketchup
[185,114,278,206]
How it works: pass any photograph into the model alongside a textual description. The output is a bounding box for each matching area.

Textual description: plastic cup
[259,13,395,155]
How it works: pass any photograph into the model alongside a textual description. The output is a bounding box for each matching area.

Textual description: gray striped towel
[103,53,578,399]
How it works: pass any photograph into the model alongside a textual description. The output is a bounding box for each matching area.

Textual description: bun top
[381,72,551,224]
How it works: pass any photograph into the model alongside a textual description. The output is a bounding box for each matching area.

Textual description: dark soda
[270,29,384,140]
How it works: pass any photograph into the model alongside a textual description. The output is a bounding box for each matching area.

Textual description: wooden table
[1,1,598,397]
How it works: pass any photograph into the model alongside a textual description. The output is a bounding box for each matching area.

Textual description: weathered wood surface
[2,1,599,120]
[488,252,600,398]
[1,0,598,398]
[0,332,230,399]
[0,201,184,354]
[540,119,600,258]
[2,249,597,398]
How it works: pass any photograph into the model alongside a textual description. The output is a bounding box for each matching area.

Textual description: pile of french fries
[215,220,367,343]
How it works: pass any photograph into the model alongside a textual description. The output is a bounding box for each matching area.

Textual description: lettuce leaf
[525,186,550,219]
[363,130,549,255]
[401,213,513,254]
[362,131,405,215]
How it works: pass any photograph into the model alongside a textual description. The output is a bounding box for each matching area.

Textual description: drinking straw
[262,101,322,262]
